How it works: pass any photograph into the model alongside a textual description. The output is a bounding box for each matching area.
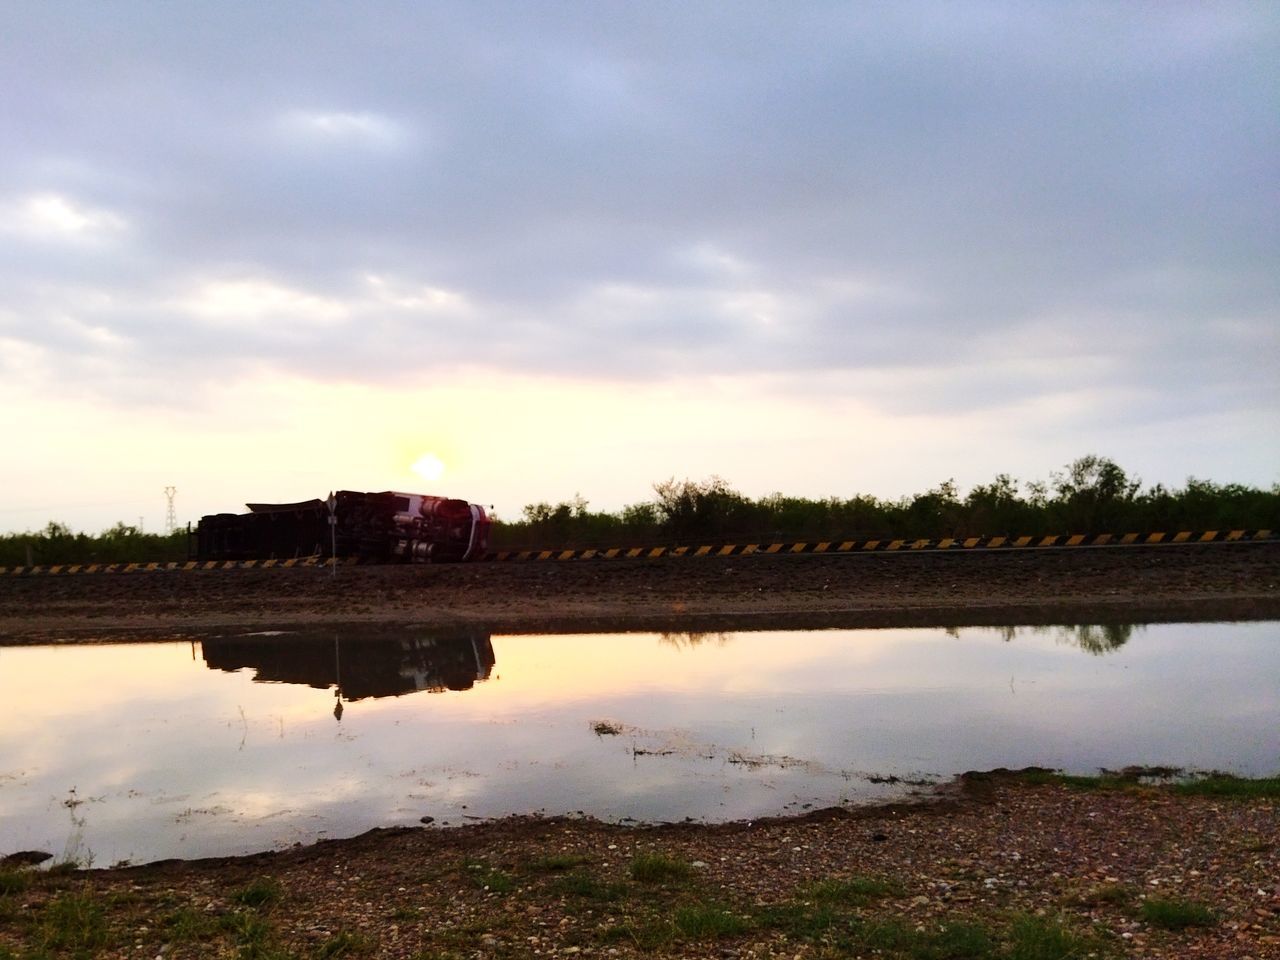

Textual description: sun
[410,452,446,484]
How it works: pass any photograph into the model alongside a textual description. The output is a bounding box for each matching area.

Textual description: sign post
[327,492,337,578]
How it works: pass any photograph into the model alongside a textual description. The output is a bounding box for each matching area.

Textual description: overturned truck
[195,491,490,563]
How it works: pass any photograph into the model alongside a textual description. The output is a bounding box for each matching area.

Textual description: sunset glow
[411,452,446,484]
[0,5,1273,535]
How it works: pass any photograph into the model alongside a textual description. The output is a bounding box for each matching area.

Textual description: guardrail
[486,528,1272,561]
[0,529,1272,575]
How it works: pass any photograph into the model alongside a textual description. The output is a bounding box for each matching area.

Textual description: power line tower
[164,486,177,535]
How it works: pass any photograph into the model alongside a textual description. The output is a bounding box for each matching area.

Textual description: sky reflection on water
[0,621,1276,866]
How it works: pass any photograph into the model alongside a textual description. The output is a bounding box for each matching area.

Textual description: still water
[1,621,1276,866]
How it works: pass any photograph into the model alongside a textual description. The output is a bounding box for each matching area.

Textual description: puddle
[0,620,1276,866]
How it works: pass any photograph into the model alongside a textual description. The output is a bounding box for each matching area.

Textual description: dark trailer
[195,490,490,563]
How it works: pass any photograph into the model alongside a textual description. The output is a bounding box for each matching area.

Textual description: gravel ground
[1,775,1276,959]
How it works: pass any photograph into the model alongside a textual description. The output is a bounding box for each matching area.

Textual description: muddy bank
[1,541,1277,642]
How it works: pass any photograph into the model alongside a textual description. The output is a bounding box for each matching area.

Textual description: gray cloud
[1,2,1276,435]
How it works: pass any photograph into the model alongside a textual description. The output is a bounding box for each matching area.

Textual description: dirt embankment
[1,541,1277,642]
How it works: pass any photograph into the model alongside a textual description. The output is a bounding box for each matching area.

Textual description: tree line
[0,523,190,566]
[3,456,1276,564]
[493,455,1278,548]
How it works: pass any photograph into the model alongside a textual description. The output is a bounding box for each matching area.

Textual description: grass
[526,853,591,872]
[232,876,284,910]
[39,889,109,956]
[672,902,751,939]
[164,905,222,942]
[748,880,1106,960]
[314,931,375,957]
[1006,914,1101,960]
[754,900,842,940]
[464,862,516,894]
[1007,770,1138,792]
[1140,897,1217,930]
[0,871,30,896]
[1008,768,1280,799]
[0,870,1120,960]
[1172,774,1280,798]
[806,874,903,904]
[550,872,626,901]
[842,914,1099,960]
[627,852,693,883]
[219,908,297,960]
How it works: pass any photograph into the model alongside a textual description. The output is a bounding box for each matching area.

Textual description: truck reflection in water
[200,628,495,704]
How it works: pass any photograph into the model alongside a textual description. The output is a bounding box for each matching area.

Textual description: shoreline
[2,598,1279,647]
[2,774,1276,959]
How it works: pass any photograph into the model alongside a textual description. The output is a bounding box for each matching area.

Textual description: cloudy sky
[2,2,1276,533]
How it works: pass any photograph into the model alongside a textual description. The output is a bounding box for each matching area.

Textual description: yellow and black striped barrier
[0,529,1272,575]
[484,528,1272,562]
[0,556,359,576]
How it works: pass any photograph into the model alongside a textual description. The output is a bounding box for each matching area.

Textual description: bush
[490,457,1278,548]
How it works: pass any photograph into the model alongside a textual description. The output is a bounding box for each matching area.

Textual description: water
[0,621,1276,867]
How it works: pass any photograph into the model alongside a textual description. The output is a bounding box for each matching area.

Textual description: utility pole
[327,492,338,578]
[164,486,177,535]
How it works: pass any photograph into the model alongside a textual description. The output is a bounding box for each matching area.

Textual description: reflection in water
[658,631,730,649]
[947,623,1138,655]
[201,628,495,702]
[2,619,1276,866]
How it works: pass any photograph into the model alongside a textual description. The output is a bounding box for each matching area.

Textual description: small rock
[419,816,435,824]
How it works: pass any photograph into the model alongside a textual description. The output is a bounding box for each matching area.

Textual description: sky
[1,2,1277,533]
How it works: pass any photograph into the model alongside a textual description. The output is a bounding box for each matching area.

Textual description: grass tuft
[40,889,109,954]
[232,876,284,910]
[628,852,693,883]
[1006,914,1099,960]
[1140,897,1217,930]
[0,870,30,896]
[315,930,375,957]
[753,901,841,940]
[1012,770,1136,792]
[1012,767,1280,799]
[550,872,625,901]
[465,863,515,894]
[1172,774,1280,799]
[673,902,751,939]
[527,853,590,872]
[806,874,903,904]
[164,905,221,942]
[929,921,998,957]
